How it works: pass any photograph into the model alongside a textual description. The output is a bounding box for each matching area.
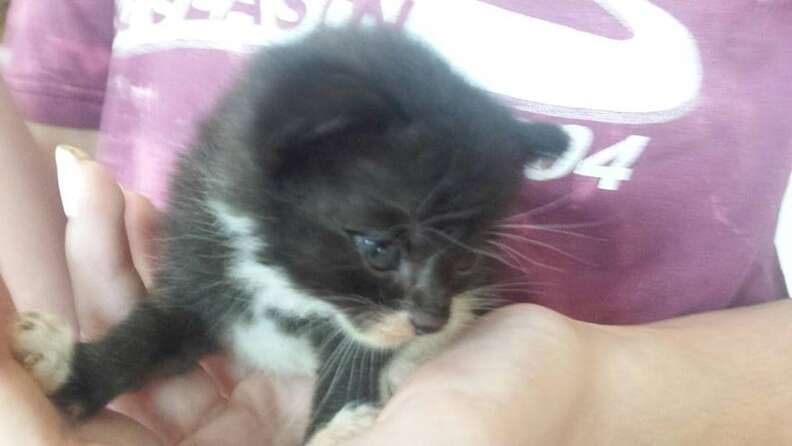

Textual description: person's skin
[0,79,75,325]
[1,80,791,445]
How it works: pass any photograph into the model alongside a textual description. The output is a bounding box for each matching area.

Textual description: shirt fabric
[4,0,791,324]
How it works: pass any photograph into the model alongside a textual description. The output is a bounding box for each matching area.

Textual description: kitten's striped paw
[307,404,380,446]
[9,312,75,395]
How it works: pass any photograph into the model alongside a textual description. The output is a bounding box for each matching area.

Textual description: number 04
[524,124,651,191]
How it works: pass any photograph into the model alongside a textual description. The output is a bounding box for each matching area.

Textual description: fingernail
[55,145,90,218]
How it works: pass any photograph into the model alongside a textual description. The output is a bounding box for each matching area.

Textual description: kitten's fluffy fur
[15,27,567,443]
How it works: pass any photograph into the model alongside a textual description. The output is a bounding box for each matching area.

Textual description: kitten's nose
[410,313,447,335]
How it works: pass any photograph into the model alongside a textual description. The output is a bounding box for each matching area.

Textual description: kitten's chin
[338,311,417,349]
[336,296,478,349]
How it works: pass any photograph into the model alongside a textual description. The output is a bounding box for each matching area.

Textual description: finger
[341,392,497,446]
[60,148,145,338]
[0,134,75,325]
[113,370,226,444]
[179,403,273,446]
[130,367,301,444]
[180,374,280,446]
[76,410,163,446]
[123,190,160,290]
[268,375,313,445]
[0,363,69,446]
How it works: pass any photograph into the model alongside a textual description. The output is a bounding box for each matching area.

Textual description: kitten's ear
[254,78,397,175]
[516,121,570,162]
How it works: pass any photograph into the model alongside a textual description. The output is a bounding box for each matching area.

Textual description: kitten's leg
[10,299,217,418]
[304,339,391,445]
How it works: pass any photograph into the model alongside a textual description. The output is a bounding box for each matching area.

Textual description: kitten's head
[213,27,568,348]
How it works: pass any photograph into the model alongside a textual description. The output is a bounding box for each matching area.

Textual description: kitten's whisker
[468,289,525,301]
[420,205,486,227]
[357,345,367,402]
[343,342,360,403]
[315,336,353,414]
[475,288,545,296]
[489,232,593,266]
[496,220,611,231]
[490,225,607,241]
[423,227,530,274]
[469,294,513,303]
[488,239,531,271]
[344,343,358,402]
[476,279,553,288]
[316,329,344,363]
[498,192,575,222]
[367,349,375,402]
[475,248,534,275]
[464,293,510,305]
[470,286,542,296]
[487,240,565,273]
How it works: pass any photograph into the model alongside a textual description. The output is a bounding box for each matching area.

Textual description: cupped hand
[2,148,312,446]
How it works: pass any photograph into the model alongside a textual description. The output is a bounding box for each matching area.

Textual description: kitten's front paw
[9,312,75,395]
[307,404,380,446]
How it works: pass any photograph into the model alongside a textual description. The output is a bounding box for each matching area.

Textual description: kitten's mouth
[341,310,452,349]
[336,296,476,349]
[408,312,448,335]
[358,311,417,348]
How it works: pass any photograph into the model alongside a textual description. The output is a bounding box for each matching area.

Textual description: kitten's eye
[354,236,401,272]
[454,252,480,275]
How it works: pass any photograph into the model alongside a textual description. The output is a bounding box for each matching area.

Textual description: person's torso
[96,0,792,323]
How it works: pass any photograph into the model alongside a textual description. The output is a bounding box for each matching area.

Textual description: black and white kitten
[11,26,567,445]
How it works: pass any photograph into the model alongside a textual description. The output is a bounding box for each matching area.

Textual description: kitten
[11,26,567,445]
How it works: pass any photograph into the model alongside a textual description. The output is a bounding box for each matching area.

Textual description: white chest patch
[228,315,317,376]
[210,200,338,376]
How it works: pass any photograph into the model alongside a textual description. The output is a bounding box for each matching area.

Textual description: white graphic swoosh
[115,0,702,124]
[399,0,703,124]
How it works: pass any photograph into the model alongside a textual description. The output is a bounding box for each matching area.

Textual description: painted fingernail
[55,145,90,218]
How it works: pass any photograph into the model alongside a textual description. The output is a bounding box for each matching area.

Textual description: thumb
[57,145,145,338]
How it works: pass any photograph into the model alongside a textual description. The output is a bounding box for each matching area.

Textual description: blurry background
[0,0,8,37]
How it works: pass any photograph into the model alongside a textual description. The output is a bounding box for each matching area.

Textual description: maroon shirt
[3,0,790,323]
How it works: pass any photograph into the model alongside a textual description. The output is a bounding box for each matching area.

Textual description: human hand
[330,303,612,446]
[337,300,792,446]
[2,147,313,445]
